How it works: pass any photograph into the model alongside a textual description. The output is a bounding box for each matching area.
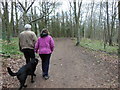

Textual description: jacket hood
[40,33,48,38]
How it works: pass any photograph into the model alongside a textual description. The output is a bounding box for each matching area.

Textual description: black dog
[7,58,38,90]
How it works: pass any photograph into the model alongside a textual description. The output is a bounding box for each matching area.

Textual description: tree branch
[29,15,44,24]
[29,6,54,24]
[1,2,5,8]
[78,0,82,19]
[74,1,77,23]
[29,2,55,24]
[17,0,26,11]
[26,0,36,12]
[68,0,74,11]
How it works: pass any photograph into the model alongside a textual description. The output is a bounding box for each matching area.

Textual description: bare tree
[29,1,57,24]
[106,0,111,45]
[87,0,94,39]
[103,19,107,49]
[17,0,36,24]
[1,2,5,40]
[69,1,74,38]
[15,1,19,36]
[118,1,120,58]
[118,1,120,88]
[32,6,38,35]
[10,1,14,37]
[83,3,90,38]
[2,1,10,42]
[61,11,65,37]
[98,0,103,40]
[73,0,82,46]
[109,1,117,45]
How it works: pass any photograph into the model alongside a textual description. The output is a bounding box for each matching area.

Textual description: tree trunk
[98,0,103,40]
[118,1,120,88]
[4,2,10,42]
[73,0,82,46]
[84,3,90,38]
[15,1,19,36]
[76,21,80,46]
[88,1,94,39]
[106,1,111,46]
[103,20,107,49]
[1,3,6,40]
[110,1,117,46]
[69,4,74,38]
[10,1,14,37]
[34,6,38,35]
[118,2,120,57]
[61,11,65,37]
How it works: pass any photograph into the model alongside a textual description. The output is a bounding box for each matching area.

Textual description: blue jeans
[39,54,51,76]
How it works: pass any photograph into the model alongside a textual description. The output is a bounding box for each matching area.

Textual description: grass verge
[0,38,22,57]
[80,38,118,54]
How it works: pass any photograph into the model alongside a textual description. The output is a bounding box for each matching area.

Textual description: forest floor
[1,38,118,88]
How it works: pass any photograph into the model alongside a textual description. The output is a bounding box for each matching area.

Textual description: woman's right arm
[50,37,55,52]
[34,38,40,53]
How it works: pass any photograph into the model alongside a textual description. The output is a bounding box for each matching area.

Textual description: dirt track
[2,38,118,88]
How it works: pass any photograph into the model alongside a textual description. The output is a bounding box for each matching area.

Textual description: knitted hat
[24,24,31,29]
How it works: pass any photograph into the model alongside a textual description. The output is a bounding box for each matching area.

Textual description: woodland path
[2,38,118,88]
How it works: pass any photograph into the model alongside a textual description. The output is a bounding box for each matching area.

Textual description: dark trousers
[22,49,35,64]
[39,54,51,76]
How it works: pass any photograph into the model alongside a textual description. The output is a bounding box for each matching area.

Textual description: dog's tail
[7,67,17,76]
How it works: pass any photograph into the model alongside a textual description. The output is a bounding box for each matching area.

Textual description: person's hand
[35,50,37,53]
[35,50,39,54]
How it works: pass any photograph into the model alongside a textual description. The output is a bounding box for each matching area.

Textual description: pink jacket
[35,35,55,54]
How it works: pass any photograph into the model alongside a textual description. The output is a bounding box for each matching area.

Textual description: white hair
[24,24,31,29]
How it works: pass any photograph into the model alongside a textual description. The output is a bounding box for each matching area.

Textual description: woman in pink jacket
[35,28,55,80]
